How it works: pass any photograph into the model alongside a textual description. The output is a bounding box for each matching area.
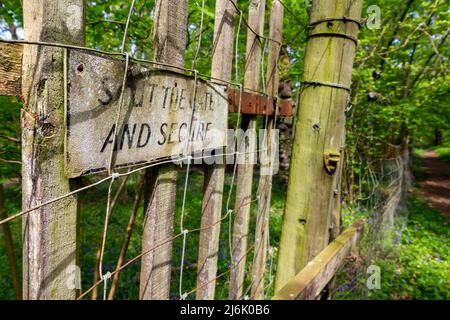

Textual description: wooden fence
[0,0,363,300]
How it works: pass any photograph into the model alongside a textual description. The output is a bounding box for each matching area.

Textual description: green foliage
[347,0,450,158]
[336,196,449,300]
[434,146,450,163]
[1,0,448,152]
[368,197,450,299]
[85,1,156,56]
[414,148,425,157]
[0,183,21,300]
[0,97,21,183]
[0,1,22,31]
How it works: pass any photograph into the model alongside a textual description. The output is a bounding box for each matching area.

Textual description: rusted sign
[227,87,293,117]
[65,50,228,177]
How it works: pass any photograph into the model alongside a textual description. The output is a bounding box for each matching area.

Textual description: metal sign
[65,50,228,177]
[227,87,294,117]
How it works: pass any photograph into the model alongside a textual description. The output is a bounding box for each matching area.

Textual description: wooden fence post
[21,0,85,299]
[196,0,236,300]
[275,0,362,291]
[140,0,188,300]
[229,0,266,300]
[251,0,284,300]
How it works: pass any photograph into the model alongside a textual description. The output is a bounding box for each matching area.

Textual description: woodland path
[418,150,450,222]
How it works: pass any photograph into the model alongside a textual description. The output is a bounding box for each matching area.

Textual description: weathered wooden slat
[140,0,188,300]
[229,0,266,300]
[197,0,236,300]
[0,42,22,96]
[272,221,364,300]
[21,0,85,300]
[251,0,284,300]
[275,0,363,291]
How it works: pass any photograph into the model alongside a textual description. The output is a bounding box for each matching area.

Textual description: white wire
[235,12,243,83]
[98,177,116,297]
[99,0,133,286]
[260,37,268,94]
[225,8,244,259]
[107,53,130,175]
[192,0,206,69]
[121,0,137,53]
[179,229,189,298]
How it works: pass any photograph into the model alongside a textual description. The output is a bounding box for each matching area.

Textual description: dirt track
[418,150,450,222]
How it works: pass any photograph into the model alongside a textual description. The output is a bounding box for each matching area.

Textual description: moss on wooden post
[275,0,362,291]
[21,0,85,299]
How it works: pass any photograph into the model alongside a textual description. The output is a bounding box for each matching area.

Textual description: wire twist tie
[101,271,112,281]
[180,292,188,300]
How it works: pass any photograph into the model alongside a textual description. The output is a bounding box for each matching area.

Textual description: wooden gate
[0,0,362,300]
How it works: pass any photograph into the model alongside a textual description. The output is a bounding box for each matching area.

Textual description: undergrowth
[0,169,286,300]
[334,150,449,300]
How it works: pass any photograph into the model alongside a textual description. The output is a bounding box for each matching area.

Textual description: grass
[334,150,450,300]
[367,197,450,299]
[335,196,450,300]
[0,168,287,300]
